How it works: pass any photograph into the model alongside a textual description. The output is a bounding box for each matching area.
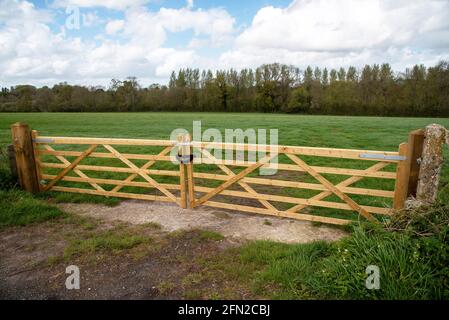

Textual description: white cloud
[105,19,124,35]
[152,7,235,45]
[52,0,148,10]
[236,0,449,51]
[1,0,449,88]
[147,48,197,77]
[221,0,449,70]
[0,0,235,86]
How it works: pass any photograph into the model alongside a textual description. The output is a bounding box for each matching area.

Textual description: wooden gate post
[406,129,425,198]
[185,134,196,208]
[393,129,425,210]
[393,143,410,210]
[10,122,40,193]
[178,134,187,209]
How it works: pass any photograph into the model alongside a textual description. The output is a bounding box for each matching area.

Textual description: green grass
[1,113,448,149]
[1,113,448,220]
[167,228,224,243]
[234,232,435,299]
[36,191,121,206]
[63,226,151,260]
[198,230,225,241]
[201,209,449,300]
[0,190,64,228]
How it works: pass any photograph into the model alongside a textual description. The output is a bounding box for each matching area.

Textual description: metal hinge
[33,138,55,143]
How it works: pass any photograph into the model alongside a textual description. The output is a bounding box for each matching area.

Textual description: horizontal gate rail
[35,136,402,162]
[39,162,180,176]
[38,149,172,161]
[34,136,174,147]
[189,141,402,162]
[192,164,396,179]
[192,186,392,215]
[50,186,180,203]
[41,174,181,190]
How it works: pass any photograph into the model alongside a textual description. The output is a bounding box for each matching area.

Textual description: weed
[198,230,224,241]
[63,227,151,260]
[263,219,272,226]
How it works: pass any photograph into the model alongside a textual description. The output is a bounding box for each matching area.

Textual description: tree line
[1,61,448,116]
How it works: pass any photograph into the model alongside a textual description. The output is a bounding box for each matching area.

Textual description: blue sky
[1,0,449,87]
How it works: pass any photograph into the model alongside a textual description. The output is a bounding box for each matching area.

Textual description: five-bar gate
[10,123,425,225]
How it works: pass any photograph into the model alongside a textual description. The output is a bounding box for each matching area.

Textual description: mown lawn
[1,113,448,220]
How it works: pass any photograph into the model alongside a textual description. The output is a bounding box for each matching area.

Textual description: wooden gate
[11,123,424,225]
[29,130,188,208]
[182,131,424,225]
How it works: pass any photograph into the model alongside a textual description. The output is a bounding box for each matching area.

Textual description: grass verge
[207,204,449,300]
[0,190,64,228]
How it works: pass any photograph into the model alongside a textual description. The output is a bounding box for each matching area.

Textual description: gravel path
[58,200,347,243]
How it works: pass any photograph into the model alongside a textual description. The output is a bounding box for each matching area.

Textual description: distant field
[1,113,448,220]
[1,113,449,149]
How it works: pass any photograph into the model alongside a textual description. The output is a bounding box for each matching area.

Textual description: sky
[1,0,449,88]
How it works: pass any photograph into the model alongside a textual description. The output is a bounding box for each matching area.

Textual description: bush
[0,147,17,191]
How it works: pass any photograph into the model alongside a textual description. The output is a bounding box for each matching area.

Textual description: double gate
[11,123,424,225]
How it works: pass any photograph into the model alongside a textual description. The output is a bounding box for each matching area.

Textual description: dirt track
[0,201,347,299]
[58,200,347,243]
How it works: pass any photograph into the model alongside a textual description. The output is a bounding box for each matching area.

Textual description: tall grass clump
[306,225,437,299]
[237,204,449,300]
[0,147,17,191]
[0,190,64,228]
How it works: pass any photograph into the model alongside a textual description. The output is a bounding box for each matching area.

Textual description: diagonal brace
[286,154,376,222]
[44,144,98,192]
[43,145,105,192]
[288,162,388,213]
[199,148,278,212]
[195,153,277,207]
[103,144,179,204]
[112,146,173,193]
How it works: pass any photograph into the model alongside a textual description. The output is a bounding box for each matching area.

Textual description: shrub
[0,147,17,191]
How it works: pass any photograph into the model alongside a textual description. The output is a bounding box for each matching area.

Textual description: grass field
[1,113,448,221]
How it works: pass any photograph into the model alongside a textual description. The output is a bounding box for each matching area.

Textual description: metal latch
[359,153,406,161]
[176,142,192,147]
[176,153,194,164]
